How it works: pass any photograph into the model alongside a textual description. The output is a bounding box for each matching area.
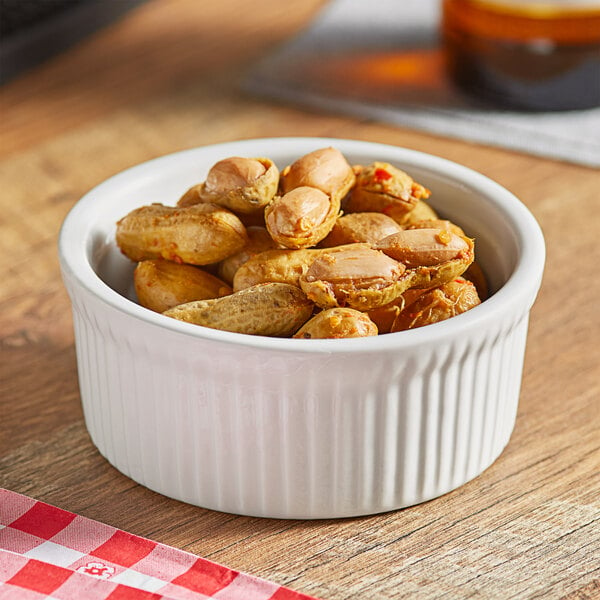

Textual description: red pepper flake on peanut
[374,168,393,182]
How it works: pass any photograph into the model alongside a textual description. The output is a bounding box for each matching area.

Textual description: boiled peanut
[265,186,339,249]
[280,147,356,202]
[116,203,247,265]
[345,162,431,223]
[178,157,279,214]
[391,278,481,332]
[320,212,403,247]
[367,288,426,334]
[134,259,232,313]
[163,282,313,337]
[232,246,347,291]
[206,156,267,191]
[299,244,413,311]
[376,228,475,290]
[375,228,470,267]
[217,226,278,285]
[396,200,438,226]
[177,183,203,208]
[294,308,378,339]
[407,218,466,237]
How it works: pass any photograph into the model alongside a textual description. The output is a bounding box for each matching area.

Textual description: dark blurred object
[0,0,147,83]
[442,0,600,111]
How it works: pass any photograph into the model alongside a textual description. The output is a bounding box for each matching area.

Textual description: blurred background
[2,0,598,166]
[1,0,147,83]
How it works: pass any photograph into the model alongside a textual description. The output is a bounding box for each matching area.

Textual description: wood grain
[1,0,599,598]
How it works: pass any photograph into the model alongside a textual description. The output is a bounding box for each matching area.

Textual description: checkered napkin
[0,490,317,600]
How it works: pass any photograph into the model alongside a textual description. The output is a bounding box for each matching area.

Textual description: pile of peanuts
[115,147,486,339]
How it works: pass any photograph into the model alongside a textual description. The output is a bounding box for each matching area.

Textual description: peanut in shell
[116,203,248,266]
[134,259,232,313]
[163,282,313,337]
[407,218,466,237]
[345,162,431,223]
[265,186,340,249]
[375,228,475,290]
[280,147,356,203]
[299,244,413,311]
[367,288,426,334]
[396,200,438,226]
[217,226,278,285]
[375,228,471,267]
[294,308,378,339]
[320,212,403,247]
[391,278,481,332]
[177,157,279,214]
[232,245,347,291]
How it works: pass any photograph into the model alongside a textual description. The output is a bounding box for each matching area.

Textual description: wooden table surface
[1,0,599,598]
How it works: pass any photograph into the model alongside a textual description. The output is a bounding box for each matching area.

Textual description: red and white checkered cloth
[0,490,319,600]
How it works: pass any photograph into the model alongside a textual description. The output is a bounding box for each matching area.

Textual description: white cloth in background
[244,0,600,168]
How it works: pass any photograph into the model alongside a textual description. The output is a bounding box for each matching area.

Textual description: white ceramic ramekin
[59,138,545,519]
